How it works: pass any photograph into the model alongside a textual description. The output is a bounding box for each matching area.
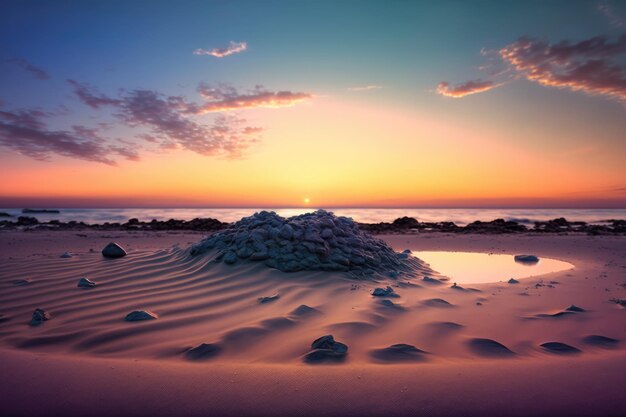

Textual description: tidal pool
[412,251,574,284]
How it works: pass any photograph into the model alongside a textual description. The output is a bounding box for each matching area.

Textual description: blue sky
[1,0,625,207]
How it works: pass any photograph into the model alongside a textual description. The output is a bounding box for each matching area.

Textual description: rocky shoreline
[1,213,624,235]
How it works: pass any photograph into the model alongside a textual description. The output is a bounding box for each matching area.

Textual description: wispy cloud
[68,80,264,159]
[8,58,49,80]
[193,83,312,113]
[193,41,248,58]
[436,80,500,98]
[437,34,626,102]
[0,109,136,165]
[499,34,626,101]
[598,1,624,28]
[347,85,382,92]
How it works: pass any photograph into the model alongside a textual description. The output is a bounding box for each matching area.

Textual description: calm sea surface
[1,208,624,225]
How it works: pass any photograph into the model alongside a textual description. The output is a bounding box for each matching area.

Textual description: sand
[0,230,625,416]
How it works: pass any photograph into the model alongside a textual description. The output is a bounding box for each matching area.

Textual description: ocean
[1,208,624,226]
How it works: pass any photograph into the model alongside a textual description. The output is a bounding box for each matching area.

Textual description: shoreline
[2,213,625,235]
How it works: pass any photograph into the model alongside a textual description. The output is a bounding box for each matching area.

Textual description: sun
[303,197,310,204]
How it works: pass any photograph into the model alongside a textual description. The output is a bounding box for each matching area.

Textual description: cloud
[8,58,49,80]
[598,1,624,27]
[193,83,312,113]
[67,80,122,109]
[347,85,382,92]
[436,79,500,98]
[68,81,263,158]
[499,34,626,101]
[193,41,248,58]
[0,109,135,165]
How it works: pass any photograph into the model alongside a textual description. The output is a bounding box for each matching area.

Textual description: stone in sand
[102,242,127,258]
[125,310,158,321]
[12,279,31,286]
[60,252,72,258]
[304,334,348,363]
[258,293,280,303]
[423,276,444,285]
[581,335,619,348]
[540,342,581,354]
[565,305,585,312]
[514,254,539,264]
[371,286,397,297]
[30,308,51,325]
[185,343,222,360]
[77,277,96,288]
[508,278,519,284]
[467,338,515,357]
[290,304,318,316]
[370,344,427,362]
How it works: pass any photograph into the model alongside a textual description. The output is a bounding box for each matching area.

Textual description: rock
[370,344,427,362]
[565,304,585,312]
[60,252,72,258]
[581,335,619,348]
[258,293,280,303]
[371,286,397,297]
[185,343,222,360]
[30,308,51,325]
[125,310,158,321]
[223,251,237,264]
[102,242,127,258]
[12,279,31,286]
[422,276,444,285]
[290,304,318,316]
[540,342,581,354]
[514,254,539,264]
[508,278,519,284]
[304,334,348,363]
[77,277,96,288]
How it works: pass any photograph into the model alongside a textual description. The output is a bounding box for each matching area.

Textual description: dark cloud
[8,58,49,80]
[193,41,247,58]
[0,109,133,165]
[67,80,122,109]
[194,83,312,113]
[499,35,626,101]
[68,81,263,158]
[436,80,499,98]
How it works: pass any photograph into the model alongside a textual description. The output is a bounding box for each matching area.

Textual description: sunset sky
[1,0,625,208]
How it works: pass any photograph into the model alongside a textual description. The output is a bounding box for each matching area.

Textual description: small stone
[508,278,519,284]
[305,334,348,363]
[258,293,280,303]
[102,242,127,258]
[565,305,585,312]
[223,251,237,264]
[60,252,72,258]
[125,310,158,321]
[77,277,96,288]
[372,286,397,297]
[514,254,539,264]
[30,308,51,325]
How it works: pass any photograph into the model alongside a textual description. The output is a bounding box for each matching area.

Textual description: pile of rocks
[189,210,427,276]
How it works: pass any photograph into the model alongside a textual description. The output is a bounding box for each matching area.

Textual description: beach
[1,227,624,416]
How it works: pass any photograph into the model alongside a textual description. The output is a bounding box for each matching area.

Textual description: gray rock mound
[102,242,127,258]
[189,210,428,277]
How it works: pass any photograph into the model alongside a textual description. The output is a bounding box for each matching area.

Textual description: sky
[0,0,625,208]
